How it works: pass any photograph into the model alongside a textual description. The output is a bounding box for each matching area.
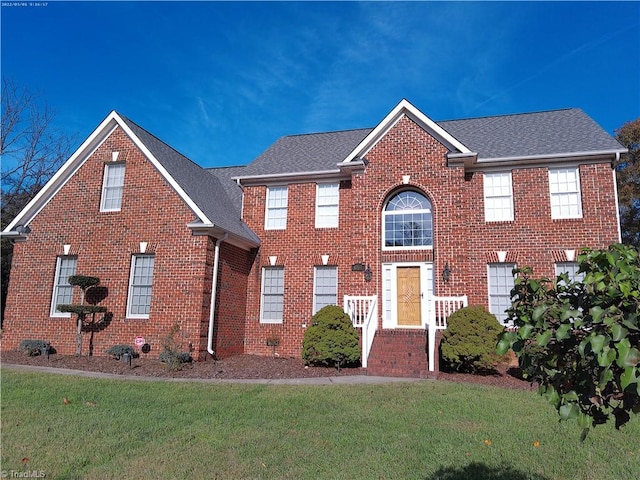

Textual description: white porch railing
[343,295,378,368]
[427,296,468,371]
[344,294,467,372]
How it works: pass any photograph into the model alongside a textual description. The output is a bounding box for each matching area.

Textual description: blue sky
[2,1,639,168]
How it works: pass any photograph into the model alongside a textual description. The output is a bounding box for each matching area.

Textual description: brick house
[2,99,626,376]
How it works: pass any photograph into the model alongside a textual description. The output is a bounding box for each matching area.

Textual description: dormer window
[383,190,433,249]
[100,163,125,212]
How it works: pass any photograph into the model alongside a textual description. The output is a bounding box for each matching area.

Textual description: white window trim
[487,263,516,326]
[483,171,514,222]
[315,183,339,229]
[126,254,155,319]
[100,163,125,212]
[313,266,338,314]
[549,167,583,219]
[265,185,288,230]
[50,256,77,317]
[260,267,284,324]
[382,191,434,251]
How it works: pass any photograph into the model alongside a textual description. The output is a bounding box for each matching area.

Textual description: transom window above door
[383,190,433,249]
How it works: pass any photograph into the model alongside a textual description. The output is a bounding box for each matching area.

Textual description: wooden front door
[397,266,422,326]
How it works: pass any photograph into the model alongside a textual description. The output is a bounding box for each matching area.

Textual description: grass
[1,369,639,479]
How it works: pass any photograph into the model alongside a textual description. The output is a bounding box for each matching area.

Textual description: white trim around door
[382,262,433,329]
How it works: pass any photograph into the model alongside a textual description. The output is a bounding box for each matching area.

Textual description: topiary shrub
[440,305,506,373]
[19,339,50,356]
[106,344,135,360]
[302,305,360,369]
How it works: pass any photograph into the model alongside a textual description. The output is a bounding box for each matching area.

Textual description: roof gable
[4,111,259,248]
[342,99,471,164]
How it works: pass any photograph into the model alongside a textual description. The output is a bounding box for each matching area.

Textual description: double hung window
[313,266,337,313]
[488,263,516,325]
[260,267,284,323]
[51,256,77,317]
[100,163,125,211]
[484,172,514,222]
[315,183,339,228]
[127,254,155,318]
[265,186,288,230]
[549,167,582,219]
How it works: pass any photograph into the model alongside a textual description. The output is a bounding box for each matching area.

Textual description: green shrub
[302,305,360,369]
[159,351,192,370]
[440,305,505,373]
[159,323,193,370]
[106,345,135,360]
[19,339,50,356]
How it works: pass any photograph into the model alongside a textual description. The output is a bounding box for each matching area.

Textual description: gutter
[207,233,228,357]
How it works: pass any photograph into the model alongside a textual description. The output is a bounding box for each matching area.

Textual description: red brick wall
[2,126,216,359]
[241,115,620,357]
[211,242,255,358]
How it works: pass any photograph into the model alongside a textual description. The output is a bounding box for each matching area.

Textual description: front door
[397,266,422,326]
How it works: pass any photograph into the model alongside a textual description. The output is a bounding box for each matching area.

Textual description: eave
[187,222,260,250]
[233,167,355,186]
[447,148,628,172]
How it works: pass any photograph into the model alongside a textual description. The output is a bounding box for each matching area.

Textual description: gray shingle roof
[120,115,260,245]
[234,108,623,178]
[118,106,623,247]
[240,128,372,177]
[439,108,624,160]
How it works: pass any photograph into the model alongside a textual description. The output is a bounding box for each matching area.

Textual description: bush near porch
[440,305,506,373]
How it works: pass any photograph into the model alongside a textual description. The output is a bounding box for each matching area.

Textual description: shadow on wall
[425,462,549,480]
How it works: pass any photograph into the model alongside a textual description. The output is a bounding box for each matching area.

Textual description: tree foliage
[1,78,76,323]
[615,117,640,247]
[497,244,640,439]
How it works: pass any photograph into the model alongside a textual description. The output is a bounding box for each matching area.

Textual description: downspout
[207,233,228,357]
[612,152,622,243]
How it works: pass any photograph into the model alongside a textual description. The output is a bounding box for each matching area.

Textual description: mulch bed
[1,350,537,390]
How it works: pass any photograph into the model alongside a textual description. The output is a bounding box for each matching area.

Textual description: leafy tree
[615,118,640,247]
[497,244,640,440]
[1,78,76,324]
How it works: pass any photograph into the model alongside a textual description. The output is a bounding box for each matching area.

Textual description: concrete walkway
[1,363,424,385]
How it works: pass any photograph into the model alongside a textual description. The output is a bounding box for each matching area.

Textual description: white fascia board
[341,99,471,164]
[116,116,212,225]
[233,169,346,186]
[3,112,120,233]
[187,222,260,250]
[464,148,628,172]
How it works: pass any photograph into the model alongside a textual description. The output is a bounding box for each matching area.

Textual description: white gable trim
[341,99,471,164]
[3,111,211,234]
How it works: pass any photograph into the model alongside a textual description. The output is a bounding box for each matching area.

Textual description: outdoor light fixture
[364,265,372,282]
[442,262,451,283]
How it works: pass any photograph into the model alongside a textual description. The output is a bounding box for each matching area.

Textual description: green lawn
[1,369,638,480]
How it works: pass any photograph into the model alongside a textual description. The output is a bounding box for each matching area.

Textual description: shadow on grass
[426,462,549,480]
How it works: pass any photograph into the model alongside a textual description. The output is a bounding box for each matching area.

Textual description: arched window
[383,190,433,249]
